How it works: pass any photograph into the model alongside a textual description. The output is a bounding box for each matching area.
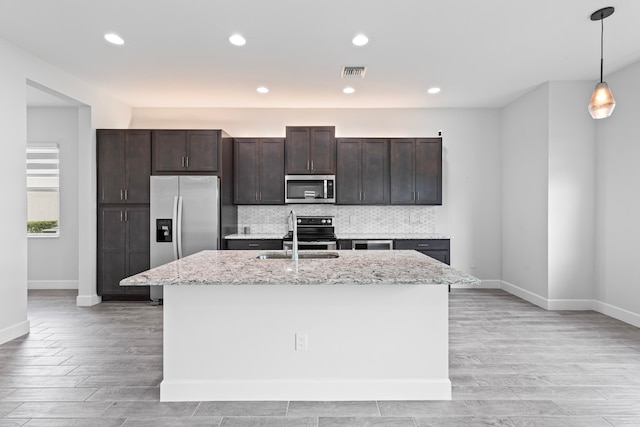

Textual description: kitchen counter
[337,233,450,240]
[122,250,478,402]
[224,233,450,240]
[224,233,284,240]
[120,249,479,287]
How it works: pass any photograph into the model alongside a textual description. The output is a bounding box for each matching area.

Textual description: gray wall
[27,107,80,289]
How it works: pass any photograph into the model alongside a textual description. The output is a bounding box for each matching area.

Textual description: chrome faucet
[288,210,299,261]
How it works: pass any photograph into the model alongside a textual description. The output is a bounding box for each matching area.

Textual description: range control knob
[297,219,302,224]
[321,219,327,224]
[327,218,332,224]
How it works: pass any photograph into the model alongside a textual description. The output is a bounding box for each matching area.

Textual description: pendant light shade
[588,7,615,119]
[588,81,615,119]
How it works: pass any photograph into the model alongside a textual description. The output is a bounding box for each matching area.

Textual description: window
[27,143,59,236]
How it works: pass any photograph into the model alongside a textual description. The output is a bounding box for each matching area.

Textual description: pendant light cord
[600,14,604,83]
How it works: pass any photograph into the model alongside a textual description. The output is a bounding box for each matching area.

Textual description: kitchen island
[121,250,480,402]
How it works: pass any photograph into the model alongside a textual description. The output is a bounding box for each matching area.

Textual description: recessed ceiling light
[352,34,369,46]
[229,34,246,46]
[427,87,441,94]
[104,33,124,45]
[343,87,355,94]
[256,86,269,94]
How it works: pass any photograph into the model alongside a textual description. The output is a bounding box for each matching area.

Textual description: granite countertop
[120,250,480,287]
[225,233,285,240]
[225,233,450,240]
[337,233,450,240]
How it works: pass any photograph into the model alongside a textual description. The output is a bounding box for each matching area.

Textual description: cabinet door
[259,139,285,204]
[336,139,362,204]
[97,130,126,204]
[390,139,416,204]
[125,207,150,296]
[285,127,311,174]
[308,127,336,174]
[415,138,442,205]
[361,139,389,204]
[418,250,450,265]
[124,131,151,204]
[152,130,187,173]
[187,131,219,172]
[98,207,127,296]
[234,139,259,204]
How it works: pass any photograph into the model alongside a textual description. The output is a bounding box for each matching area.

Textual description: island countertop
[120,250,480,287]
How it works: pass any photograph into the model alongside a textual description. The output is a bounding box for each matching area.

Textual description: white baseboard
[0,320,30,345]
[76,294,102,307]
[160,378,451,402]
[498,280,640,328]
[500,280,551,310]
[28,280,78,290]
[595,300,640,328]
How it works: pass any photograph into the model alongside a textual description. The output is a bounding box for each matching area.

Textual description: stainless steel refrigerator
[150,176,220,303]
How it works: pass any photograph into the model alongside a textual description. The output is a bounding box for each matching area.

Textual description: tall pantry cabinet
[97,130,151,300]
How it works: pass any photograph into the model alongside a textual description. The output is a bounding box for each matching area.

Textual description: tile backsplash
[238,205,436,236]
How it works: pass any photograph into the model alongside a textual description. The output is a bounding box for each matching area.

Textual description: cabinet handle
[412,192,415,201]
[259,192,262,201]
[120,189,124,201]
[124,211,128,222]
[181,156,185,168]
[124,189,128,201]
[416,191,419,201]
[255,192,259,201]
[307,160,310,170]
[120,211,123,222]
[185,156,189,168]
[417,243,429,247]
[248,243,259,247]
[310,160,314,170]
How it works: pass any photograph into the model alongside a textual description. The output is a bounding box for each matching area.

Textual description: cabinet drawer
[394,239,450,251]
[226,239,282,250]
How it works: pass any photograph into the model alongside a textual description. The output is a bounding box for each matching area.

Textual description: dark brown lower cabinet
[394,239,450,265]
[98,206,150,300]
[225,239,283,250]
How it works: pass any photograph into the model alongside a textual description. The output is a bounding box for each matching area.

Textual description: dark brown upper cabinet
[152,130,220,174]
[285,126,336,174]
[97,129,151,205]
[390,138,442,205]
[234,138,285,204]
[336,138,389,204]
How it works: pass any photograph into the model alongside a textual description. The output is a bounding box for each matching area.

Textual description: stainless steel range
[283,215,337,251]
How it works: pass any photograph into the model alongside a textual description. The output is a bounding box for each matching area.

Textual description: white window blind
[27,142,60,236]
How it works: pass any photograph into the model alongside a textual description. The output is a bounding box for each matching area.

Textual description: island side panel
[161,284,450,401]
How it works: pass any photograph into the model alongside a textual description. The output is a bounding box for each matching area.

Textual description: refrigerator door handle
[172,195,179,260]
[176,195,184,259]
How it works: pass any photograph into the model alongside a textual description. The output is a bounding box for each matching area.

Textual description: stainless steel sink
[256,252,339,260]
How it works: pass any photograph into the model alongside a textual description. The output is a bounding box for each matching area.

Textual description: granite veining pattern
[120,250,480,287]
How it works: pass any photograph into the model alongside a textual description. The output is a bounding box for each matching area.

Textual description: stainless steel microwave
[285,175,336,204]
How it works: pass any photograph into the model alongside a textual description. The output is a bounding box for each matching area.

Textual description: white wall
[595,60,640,321]
[548,82,596,302]
[27,107,80,289]
[501,84,550,299]
[131,107,503,281]
[0,36,131,345]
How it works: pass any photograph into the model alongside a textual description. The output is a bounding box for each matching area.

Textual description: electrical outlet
[295,333,308,351]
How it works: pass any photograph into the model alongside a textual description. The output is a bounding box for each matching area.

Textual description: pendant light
[588,6,616,119]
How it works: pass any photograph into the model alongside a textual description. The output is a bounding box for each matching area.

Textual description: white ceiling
[4,0,640,109]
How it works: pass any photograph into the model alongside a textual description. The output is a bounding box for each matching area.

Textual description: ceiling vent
[341,66,367,78]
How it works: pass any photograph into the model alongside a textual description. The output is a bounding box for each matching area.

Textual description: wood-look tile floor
[1,289,639,426]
